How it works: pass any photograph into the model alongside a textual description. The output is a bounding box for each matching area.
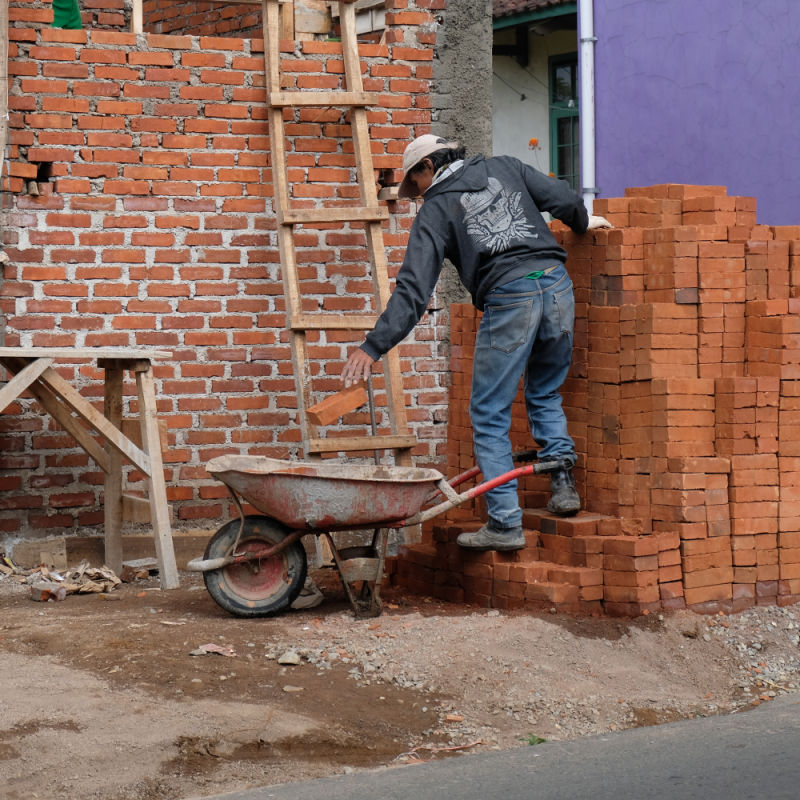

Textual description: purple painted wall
[592,0,800,225]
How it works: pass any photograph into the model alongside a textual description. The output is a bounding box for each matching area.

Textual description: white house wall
[492,29,576,171]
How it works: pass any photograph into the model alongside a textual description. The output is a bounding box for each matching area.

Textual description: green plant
[522,733,547,746]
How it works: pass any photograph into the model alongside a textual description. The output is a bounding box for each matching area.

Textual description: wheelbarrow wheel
[203,515,307,618]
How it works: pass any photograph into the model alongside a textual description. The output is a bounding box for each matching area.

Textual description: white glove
[587,214,613,230]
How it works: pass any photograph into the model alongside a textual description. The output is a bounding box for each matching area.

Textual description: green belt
[524,264,560,280]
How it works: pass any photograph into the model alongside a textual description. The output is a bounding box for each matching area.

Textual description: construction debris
[190,643,237,657]
[1,558,124,601]
[61,562,122,594]
[120,558,159,583]
[30,583,67,603]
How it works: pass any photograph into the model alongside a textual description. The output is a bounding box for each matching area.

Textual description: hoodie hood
[424,155,489,198]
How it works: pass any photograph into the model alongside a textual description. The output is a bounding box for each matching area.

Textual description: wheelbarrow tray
[206,455,444,531]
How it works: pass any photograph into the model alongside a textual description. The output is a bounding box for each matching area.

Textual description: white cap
[397,134,460,198]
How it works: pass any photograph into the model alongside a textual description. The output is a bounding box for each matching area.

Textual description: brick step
[401,514,687,615]
[394,542,605,612]
[494,560,603,589]
[521,507,630,537]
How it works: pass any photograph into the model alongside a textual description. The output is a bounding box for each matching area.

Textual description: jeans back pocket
[487,297,535,353]
[553,284,574,335]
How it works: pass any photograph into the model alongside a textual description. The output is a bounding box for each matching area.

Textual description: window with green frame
[549,53,579,192]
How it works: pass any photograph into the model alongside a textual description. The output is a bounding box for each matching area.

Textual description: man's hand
[342,347,376,388]
[587,215,613,230]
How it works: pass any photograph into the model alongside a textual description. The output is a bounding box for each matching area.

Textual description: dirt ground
[2,566,800,800]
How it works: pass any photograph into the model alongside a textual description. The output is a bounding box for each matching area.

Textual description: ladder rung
[269,91,377,108]
[290,314,378,331]
[279,206,389,226]
[307,435,417,454]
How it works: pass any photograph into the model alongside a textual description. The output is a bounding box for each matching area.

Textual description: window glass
[549,54,580,191]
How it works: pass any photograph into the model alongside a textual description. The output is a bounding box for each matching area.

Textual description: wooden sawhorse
[0,348,179,589]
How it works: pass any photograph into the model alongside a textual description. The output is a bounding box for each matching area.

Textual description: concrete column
[431,0,493,306]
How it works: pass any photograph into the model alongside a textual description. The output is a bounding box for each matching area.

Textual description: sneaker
[291,576,324,610]
[457,520,526,551]
[546,467,581,516]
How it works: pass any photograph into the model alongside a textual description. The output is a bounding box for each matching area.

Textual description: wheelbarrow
[188,451,569,619]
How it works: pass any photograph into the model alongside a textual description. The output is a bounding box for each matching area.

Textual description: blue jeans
[469,267,576,529]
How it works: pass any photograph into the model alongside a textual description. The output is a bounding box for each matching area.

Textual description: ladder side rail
[264,0,319,448]
[339,1,412,462]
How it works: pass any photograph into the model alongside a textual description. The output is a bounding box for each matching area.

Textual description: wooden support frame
[0,348,179,589]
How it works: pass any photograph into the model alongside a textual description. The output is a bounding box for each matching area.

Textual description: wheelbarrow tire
[203,515,307,618]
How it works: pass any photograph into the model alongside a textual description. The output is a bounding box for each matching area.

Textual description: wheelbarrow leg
[323,528,387,618]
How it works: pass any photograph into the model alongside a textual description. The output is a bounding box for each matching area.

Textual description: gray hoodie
[362,154,588,360]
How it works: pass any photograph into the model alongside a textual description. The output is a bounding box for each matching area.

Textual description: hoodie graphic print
[460,176,538,255]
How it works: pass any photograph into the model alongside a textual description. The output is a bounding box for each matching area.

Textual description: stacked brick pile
[392,185,800,616]
[0,7,445,539]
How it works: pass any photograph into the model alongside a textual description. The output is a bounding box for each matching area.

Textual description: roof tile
[493,0,572,19]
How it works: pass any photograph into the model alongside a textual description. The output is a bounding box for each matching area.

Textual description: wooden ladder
[263,0,414,466]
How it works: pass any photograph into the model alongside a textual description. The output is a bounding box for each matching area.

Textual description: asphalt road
[195,694,800,800]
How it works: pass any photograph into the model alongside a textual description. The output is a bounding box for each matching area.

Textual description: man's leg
[459,279,540,550]
[524,269,580,516]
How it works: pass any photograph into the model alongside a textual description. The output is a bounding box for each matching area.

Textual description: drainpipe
[578,0,597,214]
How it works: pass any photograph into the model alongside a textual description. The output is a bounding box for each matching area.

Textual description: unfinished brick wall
[0,12,445,541]
[141,0,263,37]
[392,185,800,616]
[8,0,131,31]
[138,1,433,46]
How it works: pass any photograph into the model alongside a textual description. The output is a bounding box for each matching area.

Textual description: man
[342,134,609,552]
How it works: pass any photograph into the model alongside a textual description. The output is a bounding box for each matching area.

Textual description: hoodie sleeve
[516,159,589,234]
[361,211,446,360]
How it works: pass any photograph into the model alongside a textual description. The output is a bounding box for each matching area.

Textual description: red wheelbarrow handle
[445,448,539,492]
[398,455,569,528]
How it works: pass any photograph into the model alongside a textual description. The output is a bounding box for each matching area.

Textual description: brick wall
[141,0,264,37]
[0,13,444,541]
[138,1,437,45]
[7,0,130,31]
[393,185,800,616]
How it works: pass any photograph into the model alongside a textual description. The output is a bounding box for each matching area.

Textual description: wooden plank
[264,0,283,97]
[103,367,124,574]
[0,347,171,360]
[382,351,412,465]
[131,0,142,31]
[0,357,53,412]
[307,434,417,454]
[136,367,180,590]
[268,90,377,107]
[38,367,150,475]
[279,0,294,39]
[290,313,377,331]
[278,206,388,225]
